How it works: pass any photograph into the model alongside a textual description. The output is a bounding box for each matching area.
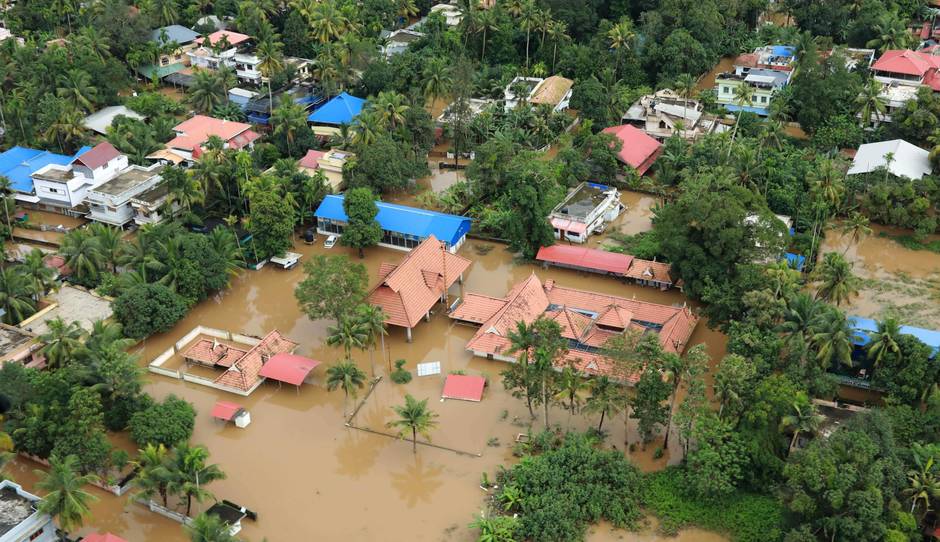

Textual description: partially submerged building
[297,148,351,192]
[504,75,574,112]
[0,145,92,205]
[164,115,260,164]
[621,89,728,141]
[601,124,663,175]
[0,323,41,368]
[307,92,366,137]
[30,142,128,215]
[85,163,165,227]
[314,194,472,252]
[535,245,679,290]
[548,182,624,244]
[450,274,698,381]
[0,480,57,542]
[367,235,471,341]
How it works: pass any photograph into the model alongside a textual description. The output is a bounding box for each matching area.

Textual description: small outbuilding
[442,374,486,402]
[847,139,931,180]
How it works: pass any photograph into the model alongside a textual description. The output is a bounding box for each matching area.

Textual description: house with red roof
[367,235,471,341]
[165,115,260,164]
[862,49,940,125]
[601,124,662,175]
[535,245,679,290]
[449,274,698,381]
[296,148,352,191]
[29,142,128,215]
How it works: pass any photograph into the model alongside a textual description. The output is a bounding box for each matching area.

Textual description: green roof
[137,62,185,79]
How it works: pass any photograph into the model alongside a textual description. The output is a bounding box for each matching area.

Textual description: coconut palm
[518,3,538,69]
[905,445,940,515]
[546,19,567,73]
[777,293,823,357]
[553,364,584,416]
[356,304,387,377]
[810,309,854,370]
[351,109,382,148]
[56,69,98,113]
[36,455,99,541]
[387,394,439,453]
[866,316,903,367]
[326,317,368,359]
[0,267,37,325]
[84,320,135,356]
[257,35,285,113]
[839,212,871,255]
[506,320,538,418]
[325,360,367,417]
[372,91,409,131]
[814,252,860,306]
[674,73,697,126]
[187,512,238,542]
[475,7,499,62]
[0,176,13,235]
[21,248,56,299]
[779,402,825,453]
[88,223,122,272]
[607,19,634,76]
[187,70,226,113]
[44,106,86,153]
[168,171,206,214]
[39,318,85,369]
[309,0,349,43]
[169,444,226,517]
[856,79,886,127]
[661,344,709,449]
[206,228,244,281]
[866,12,914,53]
[728,83,755,156]
[132,443,175,507]
[271,95,308,156]
[584,376,621,432]
[423,57,452,107]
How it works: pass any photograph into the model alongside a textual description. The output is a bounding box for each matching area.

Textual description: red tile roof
[169,115,255,151]
[183,338,248,368]
[536,245,634,275]
[441,374,486,401]
[453,273,698,381]
[872,49,940,77]
[73,142,121,170]
[601,124,663,175]
[213,330,298,392]
[299,149,326,169]
[257,352,321,386]
[624,259,674,285]
[196,30,250,47]
[210,401,243,421]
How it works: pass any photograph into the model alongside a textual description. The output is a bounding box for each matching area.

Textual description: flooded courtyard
[7,235,727,542]
[819,223,940,329]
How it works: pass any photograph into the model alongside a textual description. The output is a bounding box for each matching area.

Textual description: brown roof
[624,259,673,284]
[529,75,574,106]
[454,273,698,381]
[74,142,121,170]
[183,338,248,368]
[367,235,471,329]
[213,330,298,392]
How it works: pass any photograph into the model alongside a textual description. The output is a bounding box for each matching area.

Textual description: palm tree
[187,512,238,542]
[905,449,940,515]
[814,252,860,306]
[423,58,452,107]
[0,267,36,325]
[271,96,308,156]
[839,212,871,255]
[661,344,708,450]
[21,248,56,299]
[674,73,697,127]
[44,106,86,153]
[84,319,135,356]
[546,19,567,73]
[867,316,902,367]
[553,365,584,417]
[170,444,226,517]
[475,8,499,62]
[133,443,175,507]
[778,293,823,358]
[779,403,825,453]
[168,171,206,213]
[728,83,755,156]
[866,12,914,53]
[39,318,85,369]
[372,91,409,130]
[36,455,99,541]
[256,36,285,114]
[326,360,367,417]
[187,70,226,113]
[607,19,635,76]
[810,309,854,370]
[309,0,349,43]
[506,320,538,418]
[206,228,244,282]
[88,223,122,272]
[0,176,13,236]
[584,376,621,432]
[326,317,368,359]
[56,69,98,113]
[519,3,538,69]
[356,304,387,377]
[386,394,439,453]
[856,79,886,127]
[351,109,382,148]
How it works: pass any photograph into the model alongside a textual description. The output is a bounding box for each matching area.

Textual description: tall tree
[39,318,85,369]
[584,376,621,432]
[325,360,367,417]
[814,252,860,306]
[631,367,671,449]
[340,187,382,258]
[356,304,387,377]
[36,455,99,541]
[169,444,226,517]
[386,394,439,453]
[295,255,368,322]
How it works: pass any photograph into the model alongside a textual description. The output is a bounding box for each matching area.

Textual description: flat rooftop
[0,323,34,358]
[32,166,75,183]
[0,485,36,538]
[92,166,162,197]
[552,183,615,220]
[20,285,113,337]
[131,182,169,205]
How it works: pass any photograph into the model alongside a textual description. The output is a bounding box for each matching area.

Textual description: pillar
[406,327,413,342]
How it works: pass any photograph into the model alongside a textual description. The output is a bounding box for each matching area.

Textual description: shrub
[390,359,412,384]
[129,394,196,447]
[112,283,187,339]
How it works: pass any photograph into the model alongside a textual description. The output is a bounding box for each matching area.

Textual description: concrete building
[621,89,729,141]
[715,68,790,116]
[0,480,57,542]
[165,115,260,164]
[504,75,574,112]
[0,146,92,205]
[0,323,41,368]
[185,30,256,83]
[85,164,165,227]
[30,142,127,215]
[380,29,425,57]
[130,182,174,226]
[151,25,201,68]
[548,182,624,244]
[297,148,351,191]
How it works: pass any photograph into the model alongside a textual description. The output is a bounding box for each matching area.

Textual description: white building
[549,182,623,244]
[185,30,257,84]
[430,3,464,25]
[621,88,729,141]
[30,142,128,215]
[847,139,932,180]
[504,75,573,112]
[131,182,175,226]
[0,480,57,542]
[86,164,165,227]
[233,53,262,85]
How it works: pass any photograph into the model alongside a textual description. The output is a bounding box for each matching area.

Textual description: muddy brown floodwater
[7,237,728,542]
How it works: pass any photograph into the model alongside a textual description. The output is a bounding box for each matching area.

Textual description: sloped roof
[366,235,471,328]
[258,353,321,386]
[872,49,940,76]
[536,245,634,275]
[601,124,663,175]
[73,142,122,170]
[307,92,366,125]
[298,149,326,169]
[150,24,200,44]
[196,30,250,47]
[314,194,472,247]
[168,115,255,151]
[529,75,573,106]
[83,106,145,135]
[624,259,674,284]
[449,293,507,324]
[847,139,931,179]
[0,146,89,193]
[213,330,298,392]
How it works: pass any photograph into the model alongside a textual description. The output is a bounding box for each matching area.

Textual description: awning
[211,401,244,421]
[441,374,485,402]
[550,217,588,234]
[14,194,40,203]
[258,353,322,386]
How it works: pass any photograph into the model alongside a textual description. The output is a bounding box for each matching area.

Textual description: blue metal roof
[770,45,796,58]
[150,25,200,44]
[314,194,471,247]
[723,104,771,116]
[849,315,940,355]
[0,146,89,194]
[307,92,366,125]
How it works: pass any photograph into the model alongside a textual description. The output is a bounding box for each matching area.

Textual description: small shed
[211,401,251,428]
[441,374,486,402]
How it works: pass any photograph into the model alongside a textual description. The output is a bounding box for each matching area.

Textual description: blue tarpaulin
[314,194,471,248]
[849,315,940,356]
[0,146,91,194]
[784,252,806,271]
[307,92,366,125]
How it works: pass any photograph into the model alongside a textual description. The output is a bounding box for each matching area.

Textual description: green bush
[112,283,187,339]
[643,468,784,542]
[390,359,412,384]
[128,394,196,447]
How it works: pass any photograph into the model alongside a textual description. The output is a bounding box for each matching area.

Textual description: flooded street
[8,235,727,542]
[819,223,940,329]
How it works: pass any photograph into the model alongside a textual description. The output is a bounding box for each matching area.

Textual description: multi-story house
[0,480,57,542]
[85,164,165,227]
[30,142,127,215]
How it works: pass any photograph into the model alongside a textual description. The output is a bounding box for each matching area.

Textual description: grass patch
[879,232,940,253]
[643,468,785,542]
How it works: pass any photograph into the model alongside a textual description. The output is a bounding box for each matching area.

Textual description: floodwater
[7,237,728,542]
[11,227,65,246]
[696,57,735,92]
[819,223,940,329]
[589,519,728,542]
[22,209,86,230]
[587,190,659,250]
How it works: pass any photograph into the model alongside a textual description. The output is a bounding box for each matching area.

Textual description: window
[760,95,767,103]
[722,86,730,94]
[47,187,60,194]
[29,529,43,540]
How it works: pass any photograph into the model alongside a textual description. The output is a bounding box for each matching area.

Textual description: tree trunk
[542,374,549,428]
[663,383,680,450]
[412,427,417,453]
[789,430,799,454]
[552,42,557,73]
[358,247,364,258]
[481,28,487,62]
[369,345,375,378]
[597,409,606,432]
[186,495,193,516]
[343,390,348,417]
[525,30,530,69]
